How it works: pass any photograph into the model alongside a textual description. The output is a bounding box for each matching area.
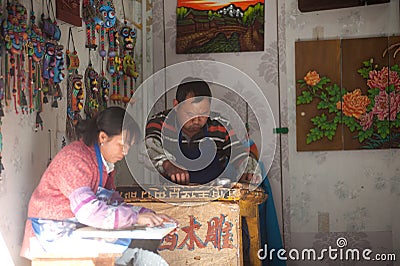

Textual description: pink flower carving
[389,93,400,121]
[359,112,374,131]
[373,91,400,121]
[367,67,400,91]
[373,91,390,120]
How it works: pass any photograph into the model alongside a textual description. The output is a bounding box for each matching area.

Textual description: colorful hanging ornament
[41,41,63,107]
[53,45,65,84]
[117,0,138,105]
[18,53,28,114]
[119,24,136,52]
[40,0,61,41]
[84,63,101,118]
[66,73,83,141]
[33,64,44,131]
[121,74,130,105]
[66,28,80,71]
[66,27,83,141]
[82,0,101,50]
[99,3,116,28]
[98,61,110,111]
[28,1,45,113]
[98,74,110,110]
[123,54,139,80]
[99,24,106,59]
[1,1,28,114]
[96,0,116,59]
[110,74,120,103]
[41,41,55,103]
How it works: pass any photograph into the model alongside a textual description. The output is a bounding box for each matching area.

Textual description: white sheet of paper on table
[73,223,177,240]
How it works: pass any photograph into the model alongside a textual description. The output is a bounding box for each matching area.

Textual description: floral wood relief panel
[296,36,400,151]
[295,40,342,151]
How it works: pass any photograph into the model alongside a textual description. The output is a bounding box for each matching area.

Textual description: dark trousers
[128,239,161,253]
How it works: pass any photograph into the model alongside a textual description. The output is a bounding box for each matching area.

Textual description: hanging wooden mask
[99,4,116,28]
[2,1,28,55]
[67,52,80,71]
[42,42,56,80]
[98,76,110,111]
[30,24,45,62]
[84,65,101,118]
[53,45,65,84]
[69,73,84,112]
[123,54,139,79]
[120,25,136,51]
[66,28,80,71]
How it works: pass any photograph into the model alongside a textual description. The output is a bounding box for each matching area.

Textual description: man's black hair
[176,77,212,103]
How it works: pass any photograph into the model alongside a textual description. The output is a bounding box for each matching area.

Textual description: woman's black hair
[76,106,141,146]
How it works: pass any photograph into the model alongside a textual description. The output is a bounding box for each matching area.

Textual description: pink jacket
[21,141,148,259]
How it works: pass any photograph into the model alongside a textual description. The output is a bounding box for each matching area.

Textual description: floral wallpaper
[285,0,400,263]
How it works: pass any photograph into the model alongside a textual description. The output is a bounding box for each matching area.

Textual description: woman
[20,106,173,264]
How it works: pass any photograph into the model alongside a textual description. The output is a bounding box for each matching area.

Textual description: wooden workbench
[117,183,267,266]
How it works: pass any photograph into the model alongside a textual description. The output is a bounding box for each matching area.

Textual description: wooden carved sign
[129,201,241,265]
[56,0,82,26]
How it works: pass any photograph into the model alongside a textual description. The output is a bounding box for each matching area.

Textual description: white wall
[0,105,62,266]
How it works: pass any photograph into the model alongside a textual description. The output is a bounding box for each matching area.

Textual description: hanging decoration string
[121,0,127,23]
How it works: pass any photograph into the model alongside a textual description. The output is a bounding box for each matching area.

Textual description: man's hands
[239,173,262,184]
[163,160,190,185]
[162,160,262,186]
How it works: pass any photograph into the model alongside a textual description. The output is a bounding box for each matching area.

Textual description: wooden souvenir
[56,0,82,26]
[341,37,389,150]
[295,39,342,151]
[298,0,390,12]
[295,36,400,151]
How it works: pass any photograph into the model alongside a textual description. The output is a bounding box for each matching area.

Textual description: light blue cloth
[258,162,286,266]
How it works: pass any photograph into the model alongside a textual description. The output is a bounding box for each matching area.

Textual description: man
[145,78,260,185]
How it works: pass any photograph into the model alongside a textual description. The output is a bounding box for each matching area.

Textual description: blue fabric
[94,143,103,187]
[258,162,286,266]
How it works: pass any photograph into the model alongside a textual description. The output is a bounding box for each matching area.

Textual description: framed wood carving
[295,36,400,151]
[176,0,265,54]
[56,0,82,26]
[298,0,390,12]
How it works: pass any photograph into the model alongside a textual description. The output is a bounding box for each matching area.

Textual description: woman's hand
[136,212,178,228]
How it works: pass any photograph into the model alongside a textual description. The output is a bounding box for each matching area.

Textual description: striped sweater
[145,109,259,182]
